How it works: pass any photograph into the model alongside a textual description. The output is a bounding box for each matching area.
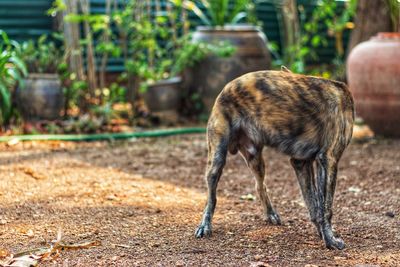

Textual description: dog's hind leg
[290,158,320,235]
[195,129,229,238]
[315,153,344,250]
[240,143,281,225]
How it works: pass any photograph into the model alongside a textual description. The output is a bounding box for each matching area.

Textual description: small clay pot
[16,73,64,120]
[144,77,181,122]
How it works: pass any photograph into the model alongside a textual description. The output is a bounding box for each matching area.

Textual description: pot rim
[196,24,261,33]
[372,32,400,40]
[25,73,60,80]
[148,76,182,87]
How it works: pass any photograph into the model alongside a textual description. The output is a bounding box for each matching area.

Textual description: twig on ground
[0,229,101,267]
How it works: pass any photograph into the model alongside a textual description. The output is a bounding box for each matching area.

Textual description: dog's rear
[195,70,354,250]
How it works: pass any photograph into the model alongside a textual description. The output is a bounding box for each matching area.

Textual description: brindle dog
[195,68,354,250]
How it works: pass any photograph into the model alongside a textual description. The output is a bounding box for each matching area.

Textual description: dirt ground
[0,135,399,266]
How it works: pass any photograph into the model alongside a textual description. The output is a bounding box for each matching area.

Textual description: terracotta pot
[16,74,64,120]
[347,32,400,137]
[191,25,271,113]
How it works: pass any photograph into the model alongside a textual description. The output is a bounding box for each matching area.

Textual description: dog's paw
[325,236,345,250]
[265,211,282,225]
[195,223,212,238]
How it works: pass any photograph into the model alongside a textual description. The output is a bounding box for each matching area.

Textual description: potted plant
[110,0,182,122]
[347,0,400,137]
[172,0,272,112]
[16,35,64,120]
[137,6,183,122]
[0,31,27,128]
[115,1,233,122]
[144,33,234,122]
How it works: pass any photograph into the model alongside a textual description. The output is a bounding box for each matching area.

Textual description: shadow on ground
[0,135,399,266]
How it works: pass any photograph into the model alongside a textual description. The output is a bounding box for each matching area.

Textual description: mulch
[0,135,399,266]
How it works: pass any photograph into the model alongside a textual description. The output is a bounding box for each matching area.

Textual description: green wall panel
[0,0,53,41]
[0,0,351,71]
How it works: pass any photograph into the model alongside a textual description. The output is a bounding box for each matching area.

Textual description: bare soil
[0,135,399,266]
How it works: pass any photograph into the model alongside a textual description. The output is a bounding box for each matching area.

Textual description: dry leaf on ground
[20,167,46,180]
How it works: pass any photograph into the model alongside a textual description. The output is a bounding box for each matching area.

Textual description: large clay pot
[347,32,400,137]
[191,25,271,112]
[16,74,64,120]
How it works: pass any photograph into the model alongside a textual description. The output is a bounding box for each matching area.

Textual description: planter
[16,74,64,120]
[347,32,400,137]
[191,25,272,112]
[144,77,181,122]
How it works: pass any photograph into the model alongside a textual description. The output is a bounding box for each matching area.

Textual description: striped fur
[195,70,354,250]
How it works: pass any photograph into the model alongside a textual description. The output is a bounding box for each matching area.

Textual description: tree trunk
[99,0,113,99]
[348,0,392,51]
[80,0,98,99]
[63,0,85,114]
[64,0,85,81]
[126,76,140,108]
[282,0,300,66]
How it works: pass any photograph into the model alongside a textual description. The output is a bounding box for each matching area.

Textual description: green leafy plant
[19,35,62,74]
[171,0,256,26]
[170,35,235,78]
[49,0,123,111]
[272,0,356,75]
[302,0,357,58]
[47,0,235,124]
[144,35,235,86]
[114,0,234,90]
[387,0,400,32]
[0,31,27,125]
[113,0,156,103]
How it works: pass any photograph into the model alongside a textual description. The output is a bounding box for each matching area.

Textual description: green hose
[0,127,206,142]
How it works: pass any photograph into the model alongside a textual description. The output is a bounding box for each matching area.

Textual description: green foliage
[47,0,66,16]
[273,0,357,75]
[172,36,235,77]
[45,0,236,120]
[387,0,400,31]
[146,35,235,84]
[91,103,114,124]
[0,31,27,125]
[171,0,256,26]
[114,0,235,87]
[19,35,62,74]
[62,114,103,133]
[302,0,357,53]
[113,1,155,79]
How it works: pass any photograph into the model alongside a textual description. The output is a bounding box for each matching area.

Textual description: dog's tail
[281,65,292,73]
